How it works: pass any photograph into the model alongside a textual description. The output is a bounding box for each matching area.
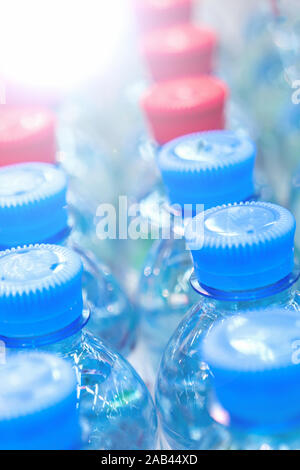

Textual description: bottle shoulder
[156,289,300,450]
[47,328,145,390]
[43,329,158,449]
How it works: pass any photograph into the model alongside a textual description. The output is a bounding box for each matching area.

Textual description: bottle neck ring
[190,267,300,302]
[0,308,90,348]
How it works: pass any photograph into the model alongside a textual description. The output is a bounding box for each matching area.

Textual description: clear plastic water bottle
[127,75,228,274]
[119,24,220,282]
[0,106,56,166]
[0,105,117,268]
[0,244,158,450]
[278,1,300,250]
[0,352,81,450]
[142,75,228,148]
[124,26,220,204]
[139,130,259,370]
[270,0,300,89]
[156,201,300,450]
[202,309,300,450]
[0,162,136,357]
[0,105,113,202]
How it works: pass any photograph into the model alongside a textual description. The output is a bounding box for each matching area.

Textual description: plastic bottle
[0,352,81,450]
[0,244,158,450]
[120,24,219,281]
[202,310,300,450]
[0,162,136,357]
[139,130,260,371]
[156,201,300,450]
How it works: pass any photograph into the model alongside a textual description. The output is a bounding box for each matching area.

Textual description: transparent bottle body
[57,107,128,275]
[227,6,295,205]
[156,283,300,450]
[118,134,161,285]
[4,326,158,450]
[138,179,271,375]
[140,236,198,372]
[39,202,138,359]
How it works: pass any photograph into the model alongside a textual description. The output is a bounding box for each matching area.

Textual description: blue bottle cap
[0,162,68,248]
[157,130,256,210]
[0,352,81,449]
[203,310,300,430]
[185,201,296,291]
[0,244,84,340]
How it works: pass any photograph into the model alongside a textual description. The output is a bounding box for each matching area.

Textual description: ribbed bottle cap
[142,24,217,81]
[158,130,256,209]
[141,76,228,144]
[0,352,80,449]
[133,0,192,33]
[0,107,56,166]
[0,162,68,247]
[185,202,296,291]
[203,310,300,430]
[0,244,83,339]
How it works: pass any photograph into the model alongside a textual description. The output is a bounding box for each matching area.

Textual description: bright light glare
[0,0,129,91]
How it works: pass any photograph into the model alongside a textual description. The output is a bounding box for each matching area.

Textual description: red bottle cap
[0,107,56,166]
[141,75,228,144]
[133,0,193,33]
[142,24,217,81]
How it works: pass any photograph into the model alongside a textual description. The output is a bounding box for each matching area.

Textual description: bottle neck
[191,268,300,305]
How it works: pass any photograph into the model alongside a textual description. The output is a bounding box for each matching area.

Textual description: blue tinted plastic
[0,162,137,357]
[186,202,296,291]
[0,352,81,450]
[0,245,157,450]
